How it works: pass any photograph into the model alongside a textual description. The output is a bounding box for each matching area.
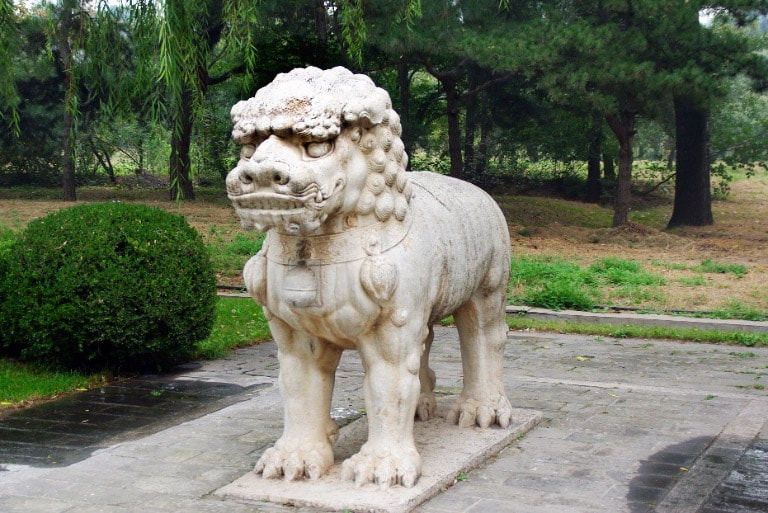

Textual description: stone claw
[256,448,282,479]
[341,444,422,489]
[282,454,304,481]
[447,393,513,429]
[398,459,419,488]
[374,459,397,489]
[254,440,333,481]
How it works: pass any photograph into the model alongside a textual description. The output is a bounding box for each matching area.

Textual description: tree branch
[461,72,516,99]
[421,57,472,81]
[207,64,247,86]
[638,171,675,196]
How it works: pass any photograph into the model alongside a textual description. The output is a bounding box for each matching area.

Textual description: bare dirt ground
[1,175,766,314]
[504,176,768,314]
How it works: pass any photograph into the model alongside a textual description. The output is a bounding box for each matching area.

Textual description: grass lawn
[196,296,271,359]
[0,360,104,408]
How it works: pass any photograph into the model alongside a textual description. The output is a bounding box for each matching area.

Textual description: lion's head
[226,67,413,235]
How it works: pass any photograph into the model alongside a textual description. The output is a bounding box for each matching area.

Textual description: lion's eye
[305,141,333,158]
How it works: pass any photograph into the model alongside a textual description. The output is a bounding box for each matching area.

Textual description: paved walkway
[1,325,768,513]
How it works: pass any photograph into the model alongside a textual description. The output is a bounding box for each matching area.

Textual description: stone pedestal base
[215,398,541,513]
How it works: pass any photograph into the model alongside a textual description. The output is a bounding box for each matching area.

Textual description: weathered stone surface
[226,66,513,488]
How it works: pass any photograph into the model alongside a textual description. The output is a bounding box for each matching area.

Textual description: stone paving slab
[216,399,541,513]
[1,326,768,513]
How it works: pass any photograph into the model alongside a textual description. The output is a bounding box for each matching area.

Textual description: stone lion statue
[226,67,512,489]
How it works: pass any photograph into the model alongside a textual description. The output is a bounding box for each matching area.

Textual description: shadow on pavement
[627,436,714,513]
[699,439,768,513]
[0,372,265,468]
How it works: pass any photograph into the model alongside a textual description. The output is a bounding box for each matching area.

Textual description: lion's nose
[236,160,291,187]
[227,134,302,195]
[226,160,290,195]
[270,167,290,185]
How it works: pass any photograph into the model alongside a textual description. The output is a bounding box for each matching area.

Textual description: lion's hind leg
[447,292,513,429]
[416,325,437,421]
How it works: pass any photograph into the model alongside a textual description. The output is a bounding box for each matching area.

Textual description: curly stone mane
[231,66,413,223]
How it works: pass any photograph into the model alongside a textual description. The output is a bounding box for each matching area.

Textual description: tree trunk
[90,137,116,183]
[60,1,77,201]
[605,107,636,227]
[462,80,478,180]
[667,95,713,228]
[423,60,473,179]
[165,0,224,201]
[666,145,676,171]
[476,114,491,179]
[169,88,195,201]
[137,132,145,174]
[603,152,615,180]
[61,96,77,201]
[585,111,603,203]
[314,0,328,66]
[398,57,412,170]
[443,76,463,179]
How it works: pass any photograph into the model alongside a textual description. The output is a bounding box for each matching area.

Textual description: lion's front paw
[446,392,513,429]
[340,444,422,489]
[255,438,334,481]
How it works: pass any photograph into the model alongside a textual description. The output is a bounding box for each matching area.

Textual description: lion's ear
[231,101,253,142]
[342,88,391,127]
[231,100,248,122]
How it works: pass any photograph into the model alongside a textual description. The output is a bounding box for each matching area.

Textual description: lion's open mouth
[229,191,310,212]
[229,192,312,230]
[228,177,346,233]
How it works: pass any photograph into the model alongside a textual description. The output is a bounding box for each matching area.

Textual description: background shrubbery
[0,203,217,372]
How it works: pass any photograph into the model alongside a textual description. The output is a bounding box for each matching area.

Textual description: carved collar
[266,214,412,266]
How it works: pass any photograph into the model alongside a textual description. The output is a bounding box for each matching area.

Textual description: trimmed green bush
[0,227,15,310]
[0,203,217,372]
